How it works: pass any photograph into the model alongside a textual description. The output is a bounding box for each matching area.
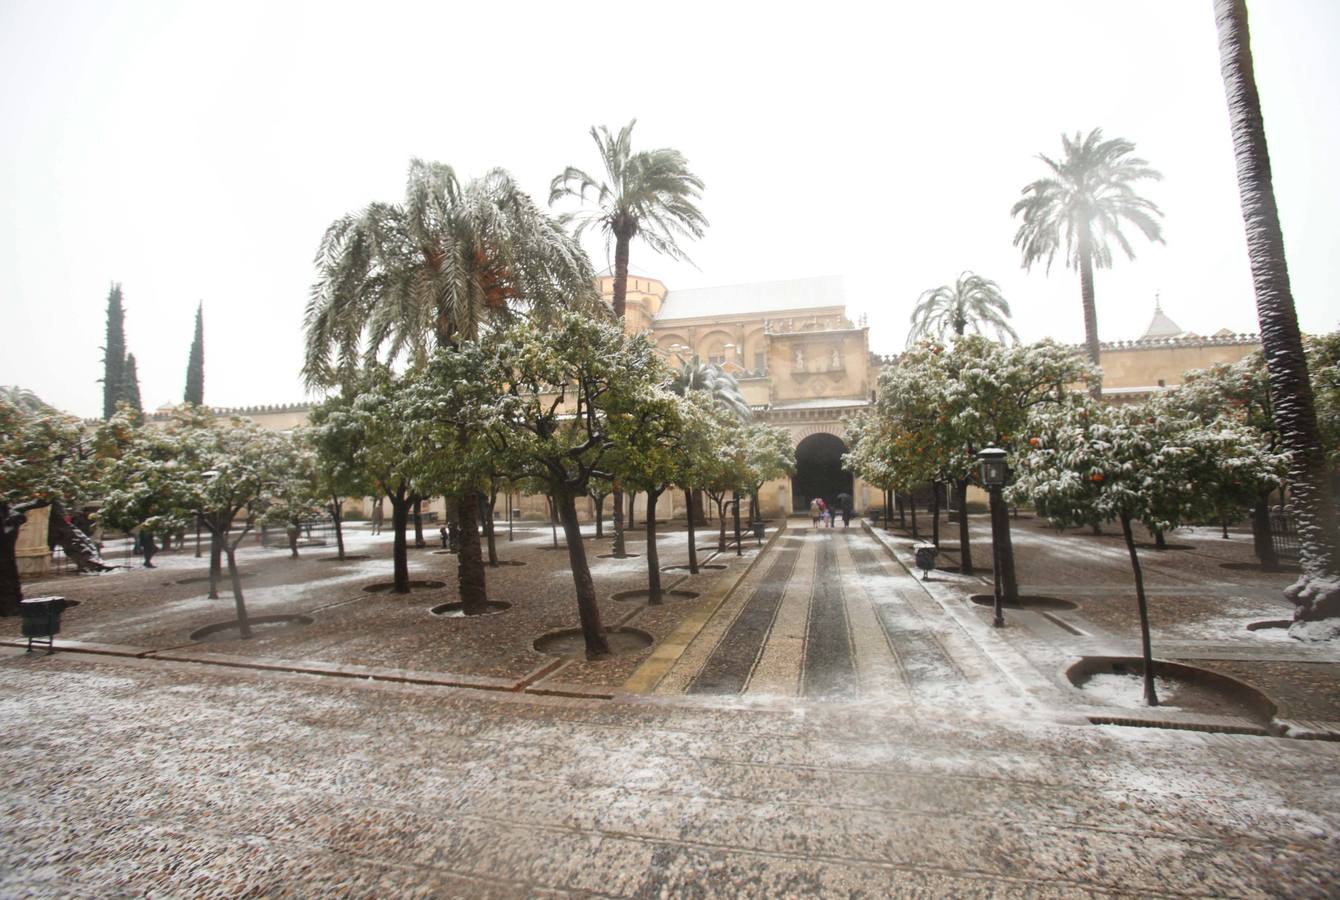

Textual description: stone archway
[791,432,853,514]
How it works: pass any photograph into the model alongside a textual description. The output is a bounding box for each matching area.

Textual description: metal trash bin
[752,521,766,545]
[912,542,938,580]
[20,597,80,654]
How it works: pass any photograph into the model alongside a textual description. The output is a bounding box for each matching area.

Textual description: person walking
[141,530,158,568]
[810,497,821,527]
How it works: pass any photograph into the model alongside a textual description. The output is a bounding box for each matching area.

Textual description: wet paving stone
[802,537,857,699]
[687,538,801,695]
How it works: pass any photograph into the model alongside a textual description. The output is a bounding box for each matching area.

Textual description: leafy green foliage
[184,303,204,406]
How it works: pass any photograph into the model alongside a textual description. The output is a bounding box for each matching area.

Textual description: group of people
[808,495,851,528]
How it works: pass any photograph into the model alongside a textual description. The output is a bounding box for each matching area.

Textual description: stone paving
[1,650,1337,897]
[4,514,1340,895]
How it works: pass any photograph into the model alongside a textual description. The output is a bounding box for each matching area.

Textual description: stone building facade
[187,282,1263,524]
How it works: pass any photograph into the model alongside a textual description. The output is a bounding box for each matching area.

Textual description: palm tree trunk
[1215,0,1340,630]
[1078,229,1102,398]
[555,483,610,659]
[457,492,488,614]
[612,231,631,320]
[645,489,663,605]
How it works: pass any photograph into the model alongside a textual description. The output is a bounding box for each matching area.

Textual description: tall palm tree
[1011,129,1164,393]
[906,271,1018,346]
[1214,0,1339,637]
[551,120,708,555]
[304,160,597,613]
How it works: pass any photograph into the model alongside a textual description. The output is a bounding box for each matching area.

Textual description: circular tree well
[362,580,446,593]
[431,600,512,618]
[190,614,313,643]
[533,627,653,659]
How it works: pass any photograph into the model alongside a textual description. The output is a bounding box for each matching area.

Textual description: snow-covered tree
[1012,400,1287,701]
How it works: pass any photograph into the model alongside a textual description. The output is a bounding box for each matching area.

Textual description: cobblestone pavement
[2,650,1337,897]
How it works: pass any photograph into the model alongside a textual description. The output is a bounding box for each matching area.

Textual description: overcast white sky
[2,0,1337,418]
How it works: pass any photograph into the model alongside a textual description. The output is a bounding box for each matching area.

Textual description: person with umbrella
[837,492,852,528]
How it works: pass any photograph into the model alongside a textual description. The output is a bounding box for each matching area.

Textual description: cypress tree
[123,352,143,417]
[101,284,127,419]
[184,302,204,405]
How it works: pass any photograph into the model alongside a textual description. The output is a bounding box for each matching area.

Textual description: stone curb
[619,521,789,695]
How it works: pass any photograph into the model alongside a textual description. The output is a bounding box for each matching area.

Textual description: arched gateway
[790,432,854,514]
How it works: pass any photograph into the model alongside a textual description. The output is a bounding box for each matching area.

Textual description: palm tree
[1214,0,1339,637]
[668,355,751,420]
[304,160,597,613]
[907,272,1018,347]
[551,120,708,555]
[1011,129,1164,393]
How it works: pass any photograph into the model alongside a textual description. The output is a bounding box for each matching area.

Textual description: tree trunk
[955,479,973,574]
[390,493,411,594]
[612,231,631,321]
[556,483,610,659]
[717,497,728,552]
[1153,527,1167,551]
[482,493,498,566]
[645,489,663,605]
[897,493,905,528]
[1251,495,1279,567]
[331,497,346,560]
[628,491,636,529]
[593,494,605,538]
[1078,228,1102,399]
[685,488,699,575]
[1215,0,1340,629]
[47,499,110,572]
[208,530,223,599]
[931,482,941,547]
[457,493,488,614]
[910,495,919,539]
[412,497,425,549]
[611,486,625,556]
[1120,514,1159,706]
[546,495,560,547]
[224,535,252,640]
[690,488,707,527]
[0,502,27,616]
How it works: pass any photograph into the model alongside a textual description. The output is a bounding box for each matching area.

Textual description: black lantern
[977,445,1009,488]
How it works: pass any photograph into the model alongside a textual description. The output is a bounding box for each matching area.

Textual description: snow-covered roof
[769,398,869,410]
[656,276,845,321]
[1140,301,1186,340]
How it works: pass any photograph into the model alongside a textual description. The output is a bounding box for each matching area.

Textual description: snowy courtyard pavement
[1,650,1338,896]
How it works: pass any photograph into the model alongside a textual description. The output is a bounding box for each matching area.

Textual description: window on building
[753,350,766,372]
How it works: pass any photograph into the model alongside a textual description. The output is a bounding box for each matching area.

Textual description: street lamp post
[978,445,1009,628]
